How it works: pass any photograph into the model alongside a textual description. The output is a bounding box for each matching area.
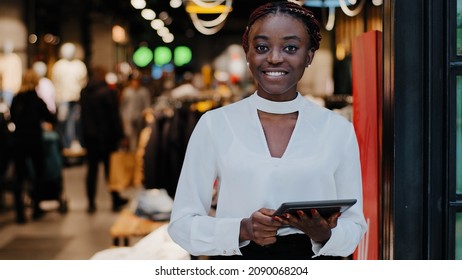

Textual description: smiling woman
[167,1,367,260]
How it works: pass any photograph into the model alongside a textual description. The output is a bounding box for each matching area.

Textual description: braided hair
[242,1,322,53]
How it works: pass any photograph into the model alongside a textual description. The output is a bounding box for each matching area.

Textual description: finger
[253,228,278,243]
[252,218,280,233]
[257,210,283,226]
[310,209,322,219]
[327,212,341,228]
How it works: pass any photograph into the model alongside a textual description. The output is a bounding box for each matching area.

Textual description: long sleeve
[168,114,243,256]
[311,124,367,257]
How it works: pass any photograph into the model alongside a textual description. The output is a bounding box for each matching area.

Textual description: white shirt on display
[52,58,87,103]
[0,50,22,95]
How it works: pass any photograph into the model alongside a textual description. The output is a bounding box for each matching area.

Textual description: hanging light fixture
[338,0,365,16]
[185,0,233,35]
[304,0,367,31]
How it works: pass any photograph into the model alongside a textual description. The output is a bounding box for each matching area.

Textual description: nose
[267,49,283,64]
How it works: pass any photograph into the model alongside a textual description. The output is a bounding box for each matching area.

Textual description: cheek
[246,53,263,69]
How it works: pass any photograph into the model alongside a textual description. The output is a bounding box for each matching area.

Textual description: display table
[110,209,168,246]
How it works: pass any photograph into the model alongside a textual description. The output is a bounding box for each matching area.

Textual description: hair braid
[242,1,322,53]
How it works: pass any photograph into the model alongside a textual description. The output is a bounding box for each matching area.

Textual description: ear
[305,48,315,68]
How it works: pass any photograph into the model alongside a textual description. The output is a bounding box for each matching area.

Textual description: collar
[249,92,304,114]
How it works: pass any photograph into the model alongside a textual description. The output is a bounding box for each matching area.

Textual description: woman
[10,69,56,223]
[168,1,367,259]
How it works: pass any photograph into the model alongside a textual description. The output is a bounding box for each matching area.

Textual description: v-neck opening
[255,109,300,159]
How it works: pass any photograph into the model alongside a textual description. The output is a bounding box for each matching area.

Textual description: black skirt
[210,234,346,260]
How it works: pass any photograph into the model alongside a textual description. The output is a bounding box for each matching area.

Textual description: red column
[352,30,382,260]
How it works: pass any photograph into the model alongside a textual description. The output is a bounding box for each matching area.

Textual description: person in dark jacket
[80,66,127,213]
[10,69,57,223]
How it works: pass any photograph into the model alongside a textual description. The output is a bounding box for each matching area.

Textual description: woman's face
[246,14,314,101]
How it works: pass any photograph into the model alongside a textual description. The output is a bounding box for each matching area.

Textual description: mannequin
[0,40,22,106]
[51,42,87,150]
[33,61,56,113]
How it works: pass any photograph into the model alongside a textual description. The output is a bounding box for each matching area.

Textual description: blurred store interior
[3,0,382,101]
[0,0,383,260]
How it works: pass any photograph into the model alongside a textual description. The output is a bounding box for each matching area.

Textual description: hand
[273,209,341,244]
[240,208,282,246]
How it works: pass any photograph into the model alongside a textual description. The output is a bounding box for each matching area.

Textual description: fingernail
[297,210,304,216]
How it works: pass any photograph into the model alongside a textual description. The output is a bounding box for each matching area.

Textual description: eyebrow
[252,34,302,42]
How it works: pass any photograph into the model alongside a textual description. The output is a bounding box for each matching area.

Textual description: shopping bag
[108,150,136,192]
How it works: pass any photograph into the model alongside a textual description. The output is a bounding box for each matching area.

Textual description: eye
[284,45,298,54]
[255,44,269,53]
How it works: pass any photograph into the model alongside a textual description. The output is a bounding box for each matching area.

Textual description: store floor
[0,164,125,260]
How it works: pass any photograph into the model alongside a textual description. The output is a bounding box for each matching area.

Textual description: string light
[131,0,146,10]
[130,2,174,43]
[151,19,164,30]
[141,9,156,20]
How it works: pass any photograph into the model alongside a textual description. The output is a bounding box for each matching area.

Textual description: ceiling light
[157,27,170,37]
[162,33,174,43]
[141,9,156,20]
[304,0,367,30]
[151,19,164,30]
[170,0,182,9]
[159,11,170,21]
[186,4,231,14]
[131,0,146,9]
[186,0,233,35]
[112,25,127,44]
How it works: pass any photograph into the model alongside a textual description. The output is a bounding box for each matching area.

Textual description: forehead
[249,13,309,39]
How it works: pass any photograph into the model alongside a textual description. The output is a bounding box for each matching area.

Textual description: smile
[264,71,287,76]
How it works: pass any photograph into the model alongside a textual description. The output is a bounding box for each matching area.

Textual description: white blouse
[51,59,87,103]
[168,92,367,257]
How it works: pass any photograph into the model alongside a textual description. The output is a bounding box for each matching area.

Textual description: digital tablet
[273,199,357,219]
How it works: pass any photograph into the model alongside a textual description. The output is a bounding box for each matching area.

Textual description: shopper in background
[10,69,56,223]
[120,73,151,152]
[168,1,366,259]
[79,66,127,213]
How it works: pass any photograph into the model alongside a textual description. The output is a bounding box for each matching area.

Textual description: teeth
[265,71,286,76]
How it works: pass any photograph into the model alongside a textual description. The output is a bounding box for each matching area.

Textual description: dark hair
[242,1,322,53]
